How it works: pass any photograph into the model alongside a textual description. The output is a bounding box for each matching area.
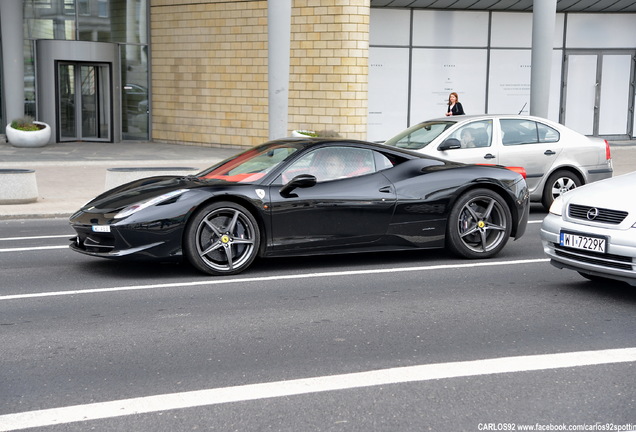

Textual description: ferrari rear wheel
[184,201,260,275]
[446,188,512,259]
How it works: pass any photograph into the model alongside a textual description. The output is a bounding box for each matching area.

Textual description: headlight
[114,189,188,219]
[548,195,564,216]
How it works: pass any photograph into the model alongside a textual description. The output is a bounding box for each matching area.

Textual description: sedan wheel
[542,170,581,210]
[184,201,260,275]
[446,189,512,259]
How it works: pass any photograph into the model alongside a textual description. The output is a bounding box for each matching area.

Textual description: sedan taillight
[605,139,611,161]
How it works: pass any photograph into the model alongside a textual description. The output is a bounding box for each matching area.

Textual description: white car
[383,115,613,209]
[540,171,636,286]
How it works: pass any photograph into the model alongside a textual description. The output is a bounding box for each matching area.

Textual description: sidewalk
[0,141,239,219]
[1,139,635,220]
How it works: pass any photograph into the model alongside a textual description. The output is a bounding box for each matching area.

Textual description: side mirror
[438,138,461,151]
[279,174,317,198]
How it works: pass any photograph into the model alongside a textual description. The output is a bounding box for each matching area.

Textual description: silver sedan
[383,115,613,209]
[540,171,636,286]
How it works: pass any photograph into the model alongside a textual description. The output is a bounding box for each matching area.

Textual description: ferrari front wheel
[184,201,260,275]
[446,188,512,259]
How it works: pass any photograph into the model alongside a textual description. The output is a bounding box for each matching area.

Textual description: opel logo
[586,207,599,220]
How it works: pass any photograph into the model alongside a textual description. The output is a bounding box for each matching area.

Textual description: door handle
[483,153,496,159]
[379,186,393,193]
[544,150,556,156]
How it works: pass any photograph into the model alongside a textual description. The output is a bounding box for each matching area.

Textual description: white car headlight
[548,195,564,216]
[114,189,188,219]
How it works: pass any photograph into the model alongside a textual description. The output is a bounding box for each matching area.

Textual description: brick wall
[150,0,369,148]
[151,0,268,148]
[289,0,369,140]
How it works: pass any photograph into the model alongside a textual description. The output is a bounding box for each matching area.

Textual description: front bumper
[540,213,636,286]
[69,218,185,260]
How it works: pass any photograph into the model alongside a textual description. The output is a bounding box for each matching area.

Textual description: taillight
[506,166,527,179]
[605,139,611,161]
[476,163,527,179]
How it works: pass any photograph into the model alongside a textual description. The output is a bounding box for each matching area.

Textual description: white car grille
[568,204,628,225]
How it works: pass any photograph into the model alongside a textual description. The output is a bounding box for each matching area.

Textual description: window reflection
[121,46,149,140]
[24,0,149,140]
[25,0,146,44]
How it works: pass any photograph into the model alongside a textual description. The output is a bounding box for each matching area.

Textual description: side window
[280,147,377,183]
[450,120,493,149]
[374,151,394,171]
[501,119,539,146]
[537,122,560,143]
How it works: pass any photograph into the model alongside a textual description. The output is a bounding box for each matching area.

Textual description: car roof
[267,137,437,160]
[417,114,562,125]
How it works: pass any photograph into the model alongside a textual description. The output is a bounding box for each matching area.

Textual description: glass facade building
[3,0,149,142]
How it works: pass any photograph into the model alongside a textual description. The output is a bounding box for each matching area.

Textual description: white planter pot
[6,121,51,148]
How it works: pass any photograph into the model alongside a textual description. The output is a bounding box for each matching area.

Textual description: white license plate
[92,225,111,233]
[560,231,607,253]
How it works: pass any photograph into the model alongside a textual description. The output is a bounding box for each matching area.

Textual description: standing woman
[445,92,465,116]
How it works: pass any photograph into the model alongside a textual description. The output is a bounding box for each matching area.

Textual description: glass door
[563,52,634,137]
[563,55,597,136]
[57,62,111,142]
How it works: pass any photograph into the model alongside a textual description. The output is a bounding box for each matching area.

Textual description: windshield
[384,121,455,150]
[198,143,301,183]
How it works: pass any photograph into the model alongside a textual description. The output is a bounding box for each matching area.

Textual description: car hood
[562,171,636,211]
[78,175,229,213]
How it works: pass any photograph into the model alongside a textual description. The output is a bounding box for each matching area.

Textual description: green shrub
[11,116,42,131]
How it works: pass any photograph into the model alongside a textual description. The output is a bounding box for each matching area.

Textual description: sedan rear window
[501,119,560,146]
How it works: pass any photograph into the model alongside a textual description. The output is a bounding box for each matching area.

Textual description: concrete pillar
[1,0,25,124]
[530,0,557,118]
[268,0,292,140]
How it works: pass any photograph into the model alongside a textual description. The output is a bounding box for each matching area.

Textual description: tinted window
[280,147,378,183]
[501,119,538,145]
[501,119,560,146]
[200,144,299,183]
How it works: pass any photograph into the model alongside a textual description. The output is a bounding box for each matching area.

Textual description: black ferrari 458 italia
[69,138,529,275]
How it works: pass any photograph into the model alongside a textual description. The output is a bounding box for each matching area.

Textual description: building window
[98,0,109,18]
[78,0,90,16]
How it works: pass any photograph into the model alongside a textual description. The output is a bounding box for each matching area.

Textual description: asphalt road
[1,212,635,431]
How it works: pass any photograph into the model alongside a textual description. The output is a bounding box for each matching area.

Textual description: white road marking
[0,234,71,241]
[0,245,68,253]
[0,347,634,431]
[0,258,549,301]
[0,235,71,252]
